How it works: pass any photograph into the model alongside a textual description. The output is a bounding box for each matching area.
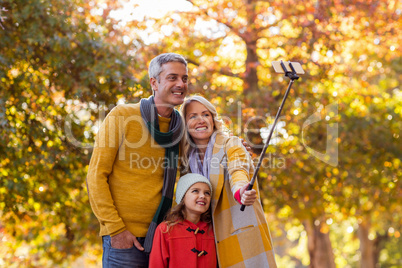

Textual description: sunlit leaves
[0,0,400,266]
[143,0,402,266]
[0,0,139,265]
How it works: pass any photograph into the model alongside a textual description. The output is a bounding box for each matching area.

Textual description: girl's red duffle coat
[149,219,217,268]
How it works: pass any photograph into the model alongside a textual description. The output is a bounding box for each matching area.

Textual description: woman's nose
[195,115,204,122]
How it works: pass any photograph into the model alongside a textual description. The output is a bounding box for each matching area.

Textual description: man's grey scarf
[140,96,183,254]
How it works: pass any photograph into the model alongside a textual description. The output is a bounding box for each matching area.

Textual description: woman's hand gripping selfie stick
[240,61,304,211]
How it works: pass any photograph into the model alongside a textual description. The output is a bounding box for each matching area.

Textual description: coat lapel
[209,133,228,213]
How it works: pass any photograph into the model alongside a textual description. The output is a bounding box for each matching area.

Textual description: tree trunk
[244,40,259,96]
[358,221,375,268]
[243,38,264,152]
[243,0,259,99]
[358,220,387,268]
[303,219,336,268]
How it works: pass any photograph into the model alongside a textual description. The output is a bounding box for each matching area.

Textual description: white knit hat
[175,173,213,204]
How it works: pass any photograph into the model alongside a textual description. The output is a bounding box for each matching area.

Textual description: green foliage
[0,0,138,265]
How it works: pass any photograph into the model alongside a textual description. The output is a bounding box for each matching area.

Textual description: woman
[180,95,277,268]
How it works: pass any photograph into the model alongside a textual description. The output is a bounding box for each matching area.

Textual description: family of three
[87,53,277,267]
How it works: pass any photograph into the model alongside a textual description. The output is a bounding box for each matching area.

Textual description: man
[87,53,188,267]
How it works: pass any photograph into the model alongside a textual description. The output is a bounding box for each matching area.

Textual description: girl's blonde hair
[180,95,228,173]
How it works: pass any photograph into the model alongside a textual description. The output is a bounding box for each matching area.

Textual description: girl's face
[183,182,211,223]
[185,101,214,146]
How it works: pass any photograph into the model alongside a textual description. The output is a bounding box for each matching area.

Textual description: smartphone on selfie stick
[240,61,305,211]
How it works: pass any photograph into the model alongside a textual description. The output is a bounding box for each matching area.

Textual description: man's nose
[176,78,186,88]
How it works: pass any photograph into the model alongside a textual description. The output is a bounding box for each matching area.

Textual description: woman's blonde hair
[180,95,228,174]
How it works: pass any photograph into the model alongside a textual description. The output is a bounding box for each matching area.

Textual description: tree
[0,0,138,265]
[1,0,400,266]
[121,0,401,266]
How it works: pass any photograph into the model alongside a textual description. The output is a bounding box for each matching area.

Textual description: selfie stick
[240,61,301,211]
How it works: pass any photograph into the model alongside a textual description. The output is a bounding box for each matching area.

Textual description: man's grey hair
[149,53,188,82]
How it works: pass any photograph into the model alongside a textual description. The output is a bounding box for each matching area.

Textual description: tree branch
[184,0,245,39]
[215,67,240,78]
[187,58,240,78]
[0,7,8,30]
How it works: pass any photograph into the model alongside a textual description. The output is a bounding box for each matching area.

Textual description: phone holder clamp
[280,60,300,81]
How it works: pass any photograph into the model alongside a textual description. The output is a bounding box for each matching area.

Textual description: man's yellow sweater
[87,103,171,237]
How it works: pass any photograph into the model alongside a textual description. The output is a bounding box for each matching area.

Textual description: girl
[149,173,217,268]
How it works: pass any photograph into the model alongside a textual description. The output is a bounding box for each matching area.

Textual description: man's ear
[150,77,158,92]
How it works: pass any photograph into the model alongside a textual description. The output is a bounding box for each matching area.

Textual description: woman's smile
[185,101,215,146]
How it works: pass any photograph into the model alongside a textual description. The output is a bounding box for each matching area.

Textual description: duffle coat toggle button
[186,227,205,234]
[191,248,208,257]
[188,227,208,257]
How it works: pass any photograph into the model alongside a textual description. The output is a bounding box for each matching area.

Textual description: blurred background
[0,0,401,267]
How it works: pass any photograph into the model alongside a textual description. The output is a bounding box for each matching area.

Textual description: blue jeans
[102,236,148,268]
